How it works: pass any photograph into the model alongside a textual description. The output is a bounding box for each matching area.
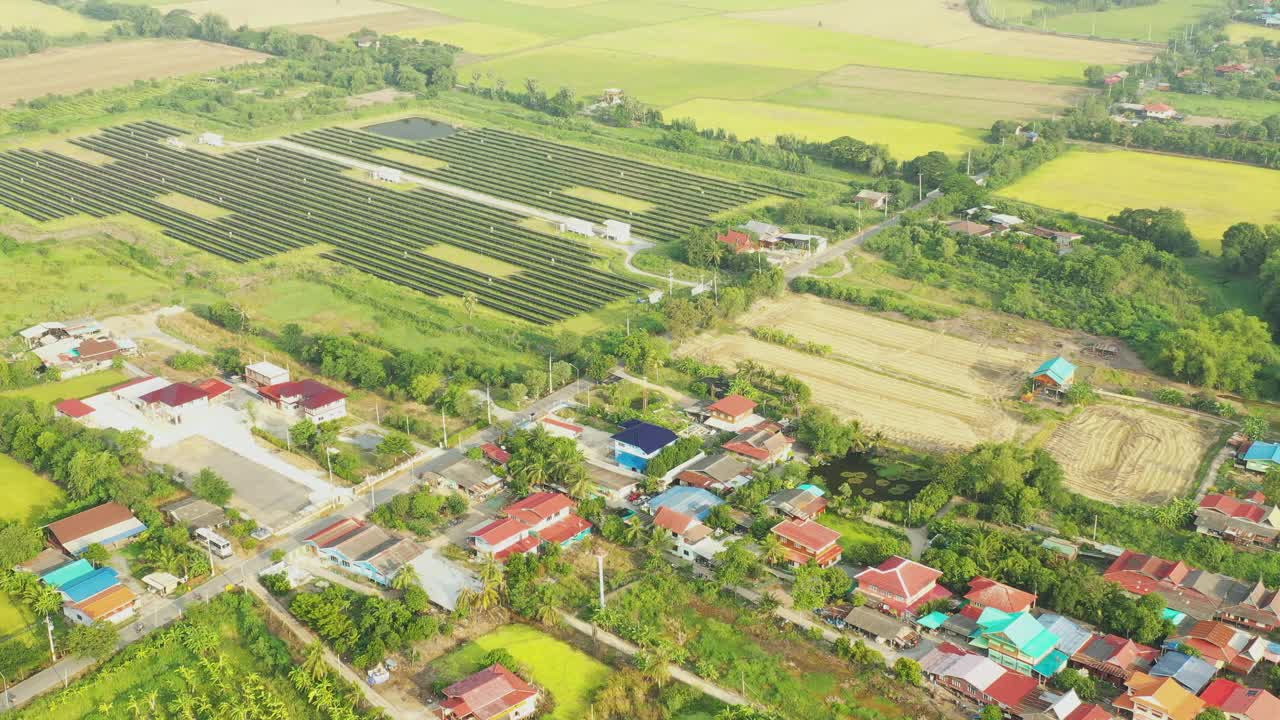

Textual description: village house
[964,576,1037,617]
[1218,581,1280,633]
[1036,613,1093,661]
[45,502,146,556]
[587,463,641,503]
[422,455,502,499]
[988,213,1025,230]
[722,422,793,465]
[244,360,289,388]
[716,229,757,254]
[743,220,782,244]
[468,492,591,561]
[1149,652,1217,695]
[1113,672,1205,720]
[947,220,995,237]
[194,377,234,404]
[854,555,951,617]
[1168,620,1265,675]
[437,664,540,720]
[1143,103,1177,120]
[1072,633,1160,684]
[853,189,891,210]
[480,443,510,465]
[1237,440,1280,474]
[611,420,679,472]
[1198,679,1280,720]
[1194,492,1280,546]
[772,517,842,569]
[41,561,139,626]
[1101,549,1275,625]
[703,393,761,431]
[534,414,584,440]
[648,485,724,520]
[972,607,1069,680]
[676,453,751,494]
[140,381,211,424]
[259,379,348,423]
[1030,356,1076,395]
[1027,226,1083,256]
[303,517,422,586]
[652,506,725,564]
[918,642,1108,719]
[161,496,229,531]
[763,486,827,520]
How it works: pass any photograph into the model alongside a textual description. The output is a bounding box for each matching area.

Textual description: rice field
[398,21,549,55]
[0,452,64,524]
[996,146,1280,251]
[156,0,404,29]
[1225,22,1280,44]
[1144,91,1279,123]
[663,99,984,158]
[1035,0,1223,41]
[0,0,107,34]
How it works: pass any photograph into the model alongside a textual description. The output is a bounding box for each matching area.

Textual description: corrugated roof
[61,567,120,603]
[1032,356,1077,386]
[47,502,139,545]
[612,420,678,455]
[41,559,94,588]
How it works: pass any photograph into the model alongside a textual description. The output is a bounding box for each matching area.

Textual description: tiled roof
[1206,679,1280,719]
[139,382,208,407]
[73,583,136,621]
[1116,672,1205,720]
[855,555,941,598]
[259,379,346,409]
[1199,493,1269,523]
[470,518,529,547]
[965,576,1036,614]
[537,514,591,545]
[47,502,138,545]
[505,492,574,526]
[653,506,697,535]
[708,394,757,417]
[773,518,840,553]
[440,664,537,720]
[722,422,793,462]
[194,378,233,399]
[55,398,96,418]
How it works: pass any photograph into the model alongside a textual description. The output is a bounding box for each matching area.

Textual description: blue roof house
[40,559,94,590]
[972,607,1068,679]
[1031,356,1077,391]
[1150,651,1216,694]
[647,486,723,521]
[611,420,678,472]
[59,567,120,604]
[1242,441,1280,474]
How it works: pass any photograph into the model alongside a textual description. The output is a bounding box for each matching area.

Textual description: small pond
[814,452,928,503]
[364,117,458,141]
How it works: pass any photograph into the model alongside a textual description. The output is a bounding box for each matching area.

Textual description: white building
[244,361,290,388]
[559,218,595,238]
[259,379,348,423]
[198,132,225,147]
[604,220,631,242]
[372,166,403,183]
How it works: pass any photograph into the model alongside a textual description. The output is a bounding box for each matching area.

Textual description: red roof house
[1074,633,1160,683]
[468,492,590,561]
[964,576,1037,615]
[259,379,348,422]
[771,517,842,568]
[140,382,208,408]
[716,230,756,254]
[1199,679,1280,720]
[438,664,539,720]
[855,555,952,617]
[706,394,758,425]
[1195,493,1280,546]
[194,378,233,400]
[480,443,510,465]
[654,506,698,536]
[722,422,794,464]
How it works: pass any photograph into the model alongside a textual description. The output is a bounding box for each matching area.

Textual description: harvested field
[0,0,107,34]
[1043,403,1220,504]
[0,40,267,108]
[157,0,402,29]
[738,0,1157,65]
[680,295,1037,448]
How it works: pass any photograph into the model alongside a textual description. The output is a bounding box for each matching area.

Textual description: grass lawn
[0,592,32,636]
[0,0,108,34]
[0,453,65,524]
[663,99,984,158]
[1145,91,1280,123]
[398,22,550,55]
[809,512,911,557]
[432,624,611,720]
[1183,256,1266,318]
[996,146,1280,251]
[1,368,129,406]
[1038,0,1222,41]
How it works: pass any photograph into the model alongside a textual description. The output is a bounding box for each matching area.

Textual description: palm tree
[565,466,594,500]
[474,556,506,612]
[27,584,62,662]
[759,535,787,566]
[462,291,479,320]
[510,454,551,492]
[391,564,420,592]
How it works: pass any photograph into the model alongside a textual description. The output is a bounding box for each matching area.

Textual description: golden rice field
[997,147,1280,252]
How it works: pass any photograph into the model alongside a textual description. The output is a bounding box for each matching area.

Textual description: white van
[194,527,234,558]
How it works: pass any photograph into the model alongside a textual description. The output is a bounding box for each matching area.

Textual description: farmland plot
[680,295,1038,448]
[1043,403,1220,504]
[157,0,404,29]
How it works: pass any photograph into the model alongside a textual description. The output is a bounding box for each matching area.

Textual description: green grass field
[1225,22,1280,44]
[432,624,611,720]
[399,22,549,55]
[996,146,1280,252]
[770,82,1066,130]
[1,368,129,405]
[663,98,984,158]
[0,0,108,34]
[0,452,64,524]
[1146,91,1280,123]
[1038,0,1222,41]
[0,592,33,636]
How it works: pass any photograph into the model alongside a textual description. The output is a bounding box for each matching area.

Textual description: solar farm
[0,121,756,325]
[289,125,797,243]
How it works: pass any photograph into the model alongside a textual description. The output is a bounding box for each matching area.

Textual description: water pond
[364,117,458,141]
[814,452,928,503]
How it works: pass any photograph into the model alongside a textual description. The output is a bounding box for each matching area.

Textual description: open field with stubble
[1043,402,1222,504]
[996,146,1280,251]
[0,39,267,107]
[0,0,107,33]
[680,295,1038,448]
[156,0,405,28]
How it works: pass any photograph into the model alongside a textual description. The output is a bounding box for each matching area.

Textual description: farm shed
[1030,356,1077,392]
[947,220,994,237]
[844,606,917,647]
[162,496,229,530]
[142,572,181,596]
[604,219,631,242]
[244,361,289,388]
[46,502,146,556]
[853,189,890,210]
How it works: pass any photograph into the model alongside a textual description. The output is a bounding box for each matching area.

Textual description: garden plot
[1043,402,1221,505]
[680,295,1037,449]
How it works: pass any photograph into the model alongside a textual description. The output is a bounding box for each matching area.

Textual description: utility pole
[485,385,492,425]
[596,551,607,608]
[548,351,553,396]
[917,173,923,202]
[45,615,56,663]
[441,407,449,448]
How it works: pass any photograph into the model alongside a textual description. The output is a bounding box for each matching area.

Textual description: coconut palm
[26,584,62,662]
[759,535,787,566]
[565,466,594,500]
[391,564,420,592]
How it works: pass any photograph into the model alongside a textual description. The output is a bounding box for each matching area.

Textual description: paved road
[784,194,940,281]
[557,611,752,707]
